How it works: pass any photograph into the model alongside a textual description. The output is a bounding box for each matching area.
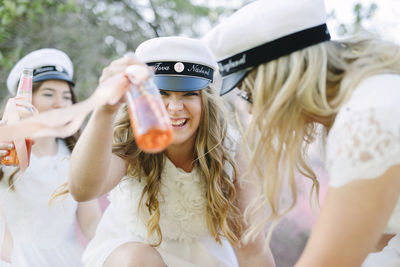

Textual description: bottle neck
[16,73,33,103]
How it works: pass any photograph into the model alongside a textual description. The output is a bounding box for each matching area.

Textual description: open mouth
[170,118,188,127]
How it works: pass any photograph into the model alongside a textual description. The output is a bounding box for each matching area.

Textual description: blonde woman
[205,0,400,266]
[68,37,274,267]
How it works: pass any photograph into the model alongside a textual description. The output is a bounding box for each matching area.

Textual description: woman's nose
[52,95,63,109]
[167,97,183,111]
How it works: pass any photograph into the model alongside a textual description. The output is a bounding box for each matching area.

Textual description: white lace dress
[83,157,238,267]
[325,74,400,266]
[0,140,83,267]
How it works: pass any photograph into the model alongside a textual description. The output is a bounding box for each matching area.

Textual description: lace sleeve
[326,106,400,187]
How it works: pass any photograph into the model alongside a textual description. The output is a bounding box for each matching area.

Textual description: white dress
[0,140,83,267]
[83,157,238,267]
[325,74,400,266]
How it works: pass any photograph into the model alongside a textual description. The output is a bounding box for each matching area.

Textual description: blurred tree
[329,2,378,36]
[0,0,237,101]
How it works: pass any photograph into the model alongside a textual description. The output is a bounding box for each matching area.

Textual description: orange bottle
[1,68,34,166]
[126,79,173,153]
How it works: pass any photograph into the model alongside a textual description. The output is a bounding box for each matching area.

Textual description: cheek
[63,99,73,107]
[191,102,202,128]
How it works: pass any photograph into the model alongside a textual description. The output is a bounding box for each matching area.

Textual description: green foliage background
[0,0,241,100]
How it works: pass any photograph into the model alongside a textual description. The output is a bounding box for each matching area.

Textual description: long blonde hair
[113,86,242,246]
[241,36,400,242]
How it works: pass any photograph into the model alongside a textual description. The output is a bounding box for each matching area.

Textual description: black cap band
[33,65,69,77]
[32,65,74,86]
[218,24,331,77]
[148,61,214,82]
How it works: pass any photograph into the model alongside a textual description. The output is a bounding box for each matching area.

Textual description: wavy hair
[0,80,79,191]
[240,36,400,243]
[112,86,242,247]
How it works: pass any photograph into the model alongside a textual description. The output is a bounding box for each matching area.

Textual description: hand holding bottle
[1,68,35,168]
[95,55,173,153]
[125,65,173,153]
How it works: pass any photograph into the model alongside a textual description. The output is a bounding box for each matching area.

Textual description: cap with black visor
[135,36,217,93]
[203,0,332,96]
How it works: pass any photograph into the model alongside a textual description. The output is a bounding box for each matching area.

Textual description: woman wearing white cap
[0,48,101,267]
[205,0,400,266]
[68,36,274,267]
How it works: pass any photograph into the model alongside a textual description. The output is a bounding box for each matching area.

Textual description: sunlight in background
[325,0,400,43]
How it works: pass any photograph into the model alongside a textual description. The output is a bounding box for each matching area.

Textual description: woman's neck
[32,137,58,157]
[165,140,196,173]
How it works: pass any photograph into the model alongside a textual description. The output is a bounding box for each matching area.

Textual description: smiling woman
[68,36,275,267]
[160,90,202,150]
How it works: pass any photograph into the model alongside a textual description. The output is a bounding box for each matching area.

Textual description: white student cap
[135,36,218,91]
[204,0,331,96]
[7,48,74,95]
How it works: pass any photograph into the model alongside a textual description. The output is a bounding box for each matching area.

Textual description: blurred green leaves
[0,0,235,100]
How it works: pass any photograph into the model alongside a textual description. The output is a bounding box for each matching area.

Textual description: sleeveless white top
[325,74,400,266]
[83,157,238,267]
[0,140,83,267]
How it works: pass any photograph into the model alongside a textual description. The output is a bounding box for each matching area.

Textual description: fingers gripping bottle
[1,68,34,166]
[125,69,173,153]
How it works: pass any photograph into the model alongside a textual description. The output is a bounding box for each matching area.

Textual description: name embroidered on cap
[154,63,170,71]
[148,61,214,81]
[135,36,218,91]
[219,54,247,75]
[188,65,210,76]
[204,0,331,95]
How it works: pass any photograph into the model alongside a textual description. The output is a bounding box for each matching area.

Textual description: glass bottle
[125,79,173,153]
[1,68,34,166]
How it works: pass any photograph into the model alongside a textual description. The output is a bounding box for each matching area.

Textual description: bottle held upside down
[126,79,173,153]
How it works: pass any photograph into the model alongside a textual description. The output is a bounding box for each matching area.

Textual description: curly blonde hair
[240,36,400,243]
[112,86,242,246]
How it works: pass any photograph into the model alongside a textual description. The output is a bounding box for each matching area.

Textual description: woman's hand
[0,121,13,162]
[95,54,150,113]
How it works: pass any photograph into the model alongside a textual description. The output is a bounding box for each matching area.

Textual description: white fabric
[363,235,400,267]
[325,74,400,265]
[83,157,238,267]
[0,140,83,267]
[0,212,10,267]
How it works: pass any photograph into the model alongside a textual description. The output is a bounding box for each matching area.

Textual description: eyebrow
[40,88,71,94]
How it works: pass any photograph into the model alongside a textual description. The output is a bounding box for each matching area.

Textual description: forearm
[235,235,275,267]
[69,107,116,201]
[77,200,102,240]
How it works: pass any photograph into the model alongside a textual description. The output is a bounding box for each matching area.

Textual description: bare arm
[76,199,103,240]
[233,144,275,267]
[296,164,400,267]
[68,56,145,201]
[68,105,127,201]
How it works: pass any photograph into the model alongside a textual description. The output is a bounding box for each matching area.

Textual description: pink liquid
[128,94,172,153]
[1,139,33,166]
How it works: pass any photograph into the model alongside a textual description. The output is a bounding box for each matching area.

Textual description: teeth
[171,119,186,126]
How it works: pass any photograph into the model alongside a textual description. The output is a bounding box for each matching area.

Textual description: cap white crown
[7,48,74,95]
[135,36,218,70]
[204,0,328,62]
